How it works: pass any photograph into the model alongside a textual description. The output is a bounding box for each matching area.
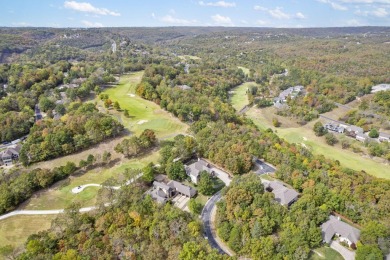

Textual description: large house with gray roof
[0,145,21,166]
[186,159,213,184]
[321,215,360,248]
[150,180,197,204]
[265,181,299,207]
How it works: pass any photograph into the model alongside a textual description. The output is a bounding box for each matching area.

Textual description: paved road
[0,207,97,221]
[35,104,42,121]
[334,102,352,110]
[253,158,276,175]
[201,191,228,255]
[330,241,355,260]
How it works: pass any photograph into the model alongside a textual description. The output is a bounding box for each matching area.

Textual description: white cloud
[254,5,268,11]
[81,20,103,27]
[199,1,236,7]
[317,0,348,10]
[255,20,268,26]
[355,7,388,16]
[160,15,198,25]
[255,6,304,20]
[339,0,390,3]
[269,7,290,19]
[346,19,362,25]
[211,14,233,25]
[151,13,156,19]
[64,1,120,16]
[295,12,306,19]
[12,22,32,27]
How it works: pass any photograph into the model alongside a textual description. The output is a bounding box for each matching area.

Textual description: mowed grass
[310,246,343,260]
[0,215,56,247]
[101,72,188,138]
[178,55,201,60]
[23,151,160,210]
[230,82,257,111]
[237,66,250,76]
[246,107,390,179]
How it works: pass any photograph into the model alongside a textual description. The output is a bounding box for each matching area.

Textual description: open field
[237,66,250,76]
[310,246,343,260]
[101,72,188,138]
[245,107,390,179]
[0,215,56,247]
[23,151,160,210]
[229,82,258,111]
[178,55,201,60]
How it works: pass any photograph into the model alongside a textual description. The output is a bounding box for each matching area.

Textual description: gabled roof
[347,125,363,133]
[153,181,172,191]
[0,145,21,158]
[167,180,197,197]
[321,216,360,244]
[267,181,299,206]
[187,160,211,178]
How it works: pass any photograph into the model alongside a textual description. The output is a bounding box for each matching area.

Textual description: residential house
[346,125,363,135]
[321,215,360,248]
[273,86,304,108]
[167,180,197,198]
[379,132,390,142]
[0,144,21,166]
[186,159,212,184]
[355,133,367,142]
[371,84,390,93]
[150,181,175,203]
[265,181,299,207]
[177,85,191,91]
[150,180,197,204]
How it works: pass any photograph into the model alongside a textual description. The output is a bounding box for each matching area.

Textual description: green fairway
[230,82,258,111]
[237,66,250,76]
[246,107,390,179]
[24,151,161,210]
[310,247,343,260]
[178,55,201,60]
[0,215,56,247]
[101,72,188,138]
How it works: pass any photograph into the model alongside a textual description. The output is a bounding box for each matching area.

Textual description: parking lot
[172,194,190,212]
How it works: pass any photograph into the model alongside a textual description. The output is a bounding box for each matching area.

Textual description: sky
[1,0,389,28]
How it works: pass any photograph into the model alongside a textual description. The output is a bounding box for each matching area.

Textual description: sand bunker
[128,94,135,97]
[137,120,148,125]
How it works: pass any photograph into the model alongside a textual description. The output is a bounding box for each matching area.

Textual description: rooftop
[321,216,360,244]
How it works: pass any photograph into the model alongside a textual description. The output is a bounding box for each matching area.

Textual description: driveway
[253,158,276,175]
[172,194,190,212]
[210,166,231,186]
[330,241,355,260]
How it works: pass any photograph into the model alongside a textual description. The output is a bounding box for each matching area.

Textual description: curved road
[201,191,231,255]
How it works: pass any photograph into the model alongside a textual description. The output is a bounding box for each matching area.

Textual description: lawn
[230,82,258,111]
[237,66,250,76]
[101,72,188,138]
[310,246,343,260]
[0,215,56,247]
[246,107,390,179]
[23,151,161,210]
[178,55,201,60]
